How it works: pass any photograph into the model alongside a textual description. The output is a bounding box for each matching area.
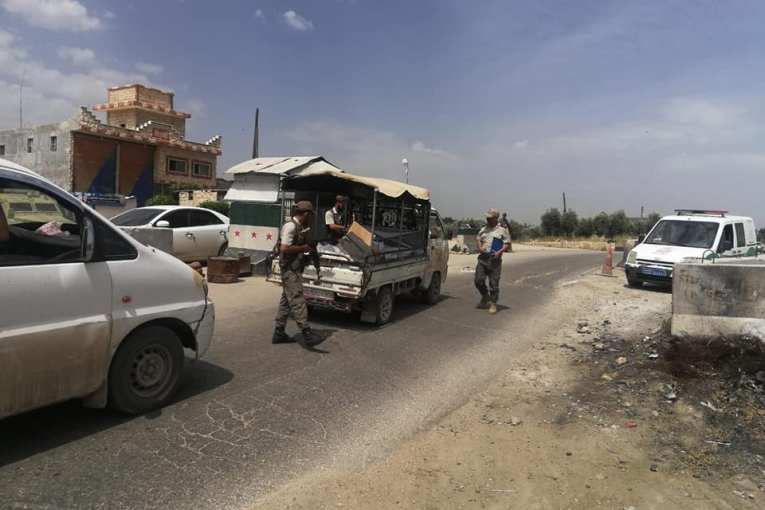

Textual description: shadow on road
[307,294,456,332]
[0,360,233,468]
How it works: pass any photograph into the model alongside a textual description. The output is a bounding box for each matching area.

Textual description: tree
[606,210,630,238]
[540,208,563,236]
[507,220,525,240]
[575,217,595,237]
[200,201,230,217]
[560,210,579,236]
[593,212,610,236]
[145,194,177,206]
[526,226,542,239]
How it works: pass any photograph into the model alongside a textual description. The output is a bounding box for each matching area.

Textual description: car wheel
[108,326,184,415]
[217,242,228,257]
[375,286,395,325]
[423,272,442,305]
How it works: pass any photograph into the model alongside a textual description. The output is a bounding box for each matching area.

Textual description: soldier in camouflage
[272,201,321,347]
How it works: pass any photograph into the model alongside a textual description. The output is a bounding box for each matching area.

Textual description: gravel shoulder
[253,268,765,510]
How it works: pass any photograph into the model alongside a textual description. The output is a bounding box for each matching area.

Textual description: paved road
[0,249,601,509]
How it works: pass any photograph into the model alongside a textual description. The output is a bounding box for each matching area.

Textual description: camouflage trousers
[475,256,502,304]
[275,268,309,330]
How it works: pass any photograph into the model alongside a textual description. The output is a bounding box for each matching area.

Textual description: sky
[1,0,765,224]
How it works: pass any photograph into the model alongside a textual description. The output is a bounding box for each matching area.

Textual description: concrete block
[120,227,174,254]
[672,261,765,342]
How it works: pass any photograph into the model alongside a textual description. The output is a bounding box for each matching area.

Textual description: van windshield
[111,208,165,226]
[645,220,719,249]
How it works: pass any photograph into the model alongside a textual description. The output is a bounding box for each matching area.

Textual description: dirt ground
[253,267,765,510]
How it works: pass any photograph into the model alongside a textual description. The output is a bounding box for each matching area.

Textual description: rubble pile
[568,317,765,486]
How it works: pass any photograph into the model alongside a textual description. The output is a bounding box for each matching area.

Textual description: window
[0,145,5,156]
[429,212,445,239]
[26,138,33,153]
[645,220,719,249]
[161,210,190,228]
[192,161,212,178]
[0,177,83,267]
[167,157,188,175]
[111,207,165,226]
[718,224,734,253]
[189,209,223,226]
[50,136,57,152]
[94,219,137,261]
[735,223,746,247]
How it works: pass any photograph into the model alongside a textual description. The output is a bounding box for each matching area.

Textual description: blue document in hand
[490,237,504,254]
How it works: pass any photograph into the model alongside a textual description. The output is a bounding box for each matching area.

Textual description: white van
[0,160,215,418]
[625,209,759,287]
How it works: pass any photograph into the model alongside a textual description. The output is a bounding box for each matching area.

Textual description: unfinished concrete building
[0,84,222,205]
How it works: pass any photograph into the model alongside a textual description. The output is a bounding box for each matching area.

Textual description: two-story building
[0,84,222,205]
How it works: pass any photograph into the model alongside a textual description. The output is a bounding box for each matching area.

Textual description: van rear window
[645,220,719,249]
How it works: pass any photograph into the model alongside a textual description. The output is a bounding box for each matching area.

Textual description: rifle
[307,240,321,283]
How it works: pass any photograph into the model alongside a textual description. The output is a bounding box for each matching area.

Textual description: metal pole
[402,158,409,184]
[370,190,377,242]
[397,197,405,251]
[252,108,259,159]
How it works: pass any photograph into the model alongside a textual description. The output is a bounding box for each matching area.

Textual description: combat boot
[299,327,322,347]
[272,327,292,344]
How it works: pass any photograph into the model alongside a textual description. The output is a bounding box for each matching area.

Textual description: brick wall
[72,132,118,193]
[118,141,154,196]
[154,145,216,187]
[136,86,173,109]
[135,111,186,136]
[107,86,138,104]
[106,110,138,129]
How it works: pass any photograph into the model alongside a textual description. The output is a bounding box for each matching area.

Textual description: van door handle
[219,230,227,236]
[185,232,195,239]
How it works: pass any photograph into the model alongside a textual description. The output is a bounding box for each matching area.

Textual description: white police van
[625,210,759,287]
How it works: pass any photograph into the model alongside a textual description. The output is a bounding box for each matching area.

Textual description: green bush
[200,201,230,217]
[145,194,177,206]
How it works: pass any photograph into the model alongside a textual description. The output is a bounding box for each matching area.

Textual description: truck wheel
[375,287,394,325]
[108,326,184,415]
[423,272,442,305]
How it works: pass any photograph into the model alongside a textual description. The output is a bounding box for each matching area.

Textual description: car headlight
[627,251,637,265]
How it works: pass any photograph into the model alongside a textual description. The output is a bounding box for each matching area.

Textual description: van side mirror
[83,217,96,261]
[155,220,170,228]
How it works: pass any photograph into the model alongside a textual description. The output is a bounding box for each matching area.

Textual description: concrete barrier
[120,227,174,255]
[672,260,765,343]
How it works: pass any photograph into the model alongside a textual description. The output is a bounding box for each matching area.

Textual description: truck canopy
[283,168,430,201]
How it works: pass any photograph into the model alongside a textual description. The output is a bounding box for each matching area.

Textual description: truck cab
[625,210,758,287]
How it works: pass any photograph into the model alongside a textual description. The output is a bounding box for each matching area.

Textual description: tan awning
[289,168,430,201]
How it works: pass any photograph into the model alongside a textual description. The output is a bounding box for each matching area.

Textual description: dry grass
[522,236,633,252]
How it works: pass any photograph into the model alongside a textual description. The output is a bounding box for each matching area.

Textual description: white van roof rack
[674,209,728,217]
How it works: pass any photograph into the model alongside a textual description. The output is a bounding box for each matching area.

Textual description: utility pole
[562,192,567,213]
[402,158,409,184]
[251,108,260,159]
[640,205,644,218]
[19,70,25,129]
